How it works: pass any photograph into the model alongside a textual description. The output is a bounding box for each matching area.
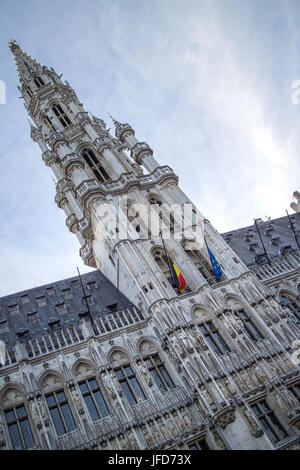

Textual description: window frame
[52,104,72,128]
[198,320,231,355]
[78,377,110,422]
[81,148,110,183]
[4,403,35,450]
[45,388,76,436]
[114,364,146,405]
[250,399,288,443]
[143,353,175,393]
[235,309,264,342]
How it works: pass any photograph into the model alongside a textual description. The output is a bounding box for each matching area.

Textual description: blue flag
[208,248,222,281]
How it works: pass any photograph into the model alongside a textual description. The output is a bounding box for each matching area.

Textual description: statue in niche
[127,430,139,450]
[141,424,154,447]
[149,421,160,443]
[156,418,168,439]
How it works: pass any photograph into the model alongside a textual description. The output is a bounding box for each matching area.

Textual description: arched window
[74,362,110,422]
[81,148,110,183]
[42,373,76,436]
[33,77,45,89]
[235,309,264,341]
[182,240,219,285]
[140,340,174,393]
[280,294,300,321]
[198,320,231,355]
[52,104,71,128]
[2,388,35,450]
[110,350,146,405]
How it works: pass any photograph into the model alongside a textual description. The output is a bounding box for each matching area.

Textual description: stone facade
[0,41,299,451]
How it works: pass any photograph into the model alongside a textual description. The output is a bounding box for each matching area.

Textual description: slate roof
[221,213,300,266]
[0,270,135,353]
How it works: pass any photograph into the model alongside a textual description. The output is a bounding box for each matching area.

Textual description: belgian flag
[170,260,186,292]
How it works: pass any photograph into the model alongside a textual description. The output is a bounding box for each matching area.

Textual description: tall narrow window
[45,389,76,435]
[280,295,300,321]
[78,378,110,421]
[236,309,264,341]
[114,365,146,405]
[81,148,110,183]
[5,404,35,450]
[143,354,175,393]
[34,77,45,88]
[52,104,71,128]
[199,321,231,355]
[27,87,33,98]
[251,400,287,443]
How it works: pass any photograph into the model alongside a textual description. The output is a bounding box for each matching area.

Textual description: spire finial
[107,112,116,123]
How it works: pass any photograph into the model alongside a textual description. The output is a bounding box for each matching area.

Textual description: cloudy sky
[0,0,300,296]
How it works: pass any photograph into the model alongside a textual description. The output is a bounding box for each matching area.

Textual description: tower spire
[8,40,42,84]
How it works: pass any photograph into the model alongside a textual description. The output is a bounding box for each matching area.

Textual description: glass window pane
[115,369,124,379]
[50,407,65,436]
[16,406,26,419]
[46,394,56,406]
[153,355,162,365]
[259,401,271,412]
[260,417,278,443]
[93,390,110,417]
[8,423,23,450]
[268,413,287,440]
[60,403,76,432]
[206,335,222,355]
[159,366,175,389]
[214,331,230,353]
[199,325,208,334]
[150,369,166,393]
[120,381,136,405]
[20,419,35,449]
[56,391,66,403]
[88,379,98,390]
[251,404,261,417]
[79,382,89,393]
[5,409,16,423]
[124,365,133,376]
[84,395,100,422]
[246,321,264,340]
[129,377,146,401]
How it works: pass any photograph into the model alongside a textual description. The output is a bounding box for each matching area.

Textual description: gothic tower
[1,41,299,450]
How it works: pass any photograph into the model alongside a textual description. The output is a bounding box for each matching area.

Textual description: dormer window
[34,77,45,88]
[81,148,110,183]
[52,104,71,128]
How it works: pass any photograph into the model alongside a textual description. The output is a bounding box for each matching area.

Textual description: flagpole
[159,230,177,288]
[77,267,95,326]
[253,218,271,265]
[286,209,300,250]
